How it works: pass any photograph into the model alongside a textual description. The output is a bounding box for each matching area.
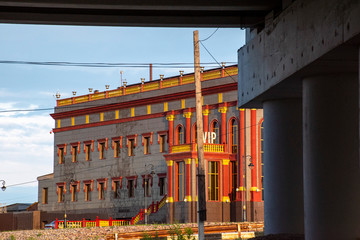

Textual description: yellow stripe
[100,112,104,121]
[86,115,89,124]
[164,102,168,112]
[115,110,119,119]
[57,119,61,128]
[71,117,75,126]
[181,99,185,109]
[147,105,151,114]
[222,196,230,202]
[218,93,223,103]
[131,108,135,117]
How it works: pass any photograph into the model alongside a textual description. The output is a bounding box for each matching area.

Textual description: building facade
[37,65,264,223]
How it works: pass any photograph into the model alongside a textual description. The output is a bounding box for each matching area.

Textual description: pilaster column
[222,159,230,202]
[238,109,245,200]
[166,112,175,150]
[303,74,360,239]
[166,160,174,223]
[263,99,303,234]
[185,158,192,202]
[218,103,227,145]
[183,110,192,144]
[202,108,210,133]
[250,109,261,201]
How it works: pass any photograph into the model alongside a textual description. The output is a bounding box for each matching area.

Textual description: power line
[200,28,220,42]
[0,60,236,68]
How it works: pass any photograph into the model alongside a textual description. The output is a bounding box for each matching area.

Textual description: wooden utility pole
[194,30,206,240]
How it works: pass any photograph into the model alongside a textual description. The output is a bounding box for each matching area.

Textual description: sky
[0,24,245,205]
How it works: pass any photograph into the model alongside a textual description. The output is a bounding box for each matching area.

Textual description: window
[129,139,135,156]
[114,140,120,157]
[42,188,48,204]
[231,161,237,201]
[85,183,91,201]
[126,176,137,198]
[58,186,64,203]
[144,178,151,197]
[85,144,90,161]
[208,161,219,201]
[211,121,220,144]
[159,135,166,152]
[99,143,105,159]
[99,182,105,200]
[72,146,78,162]
[230,119,238,153]
[144,137,150,154]
[176,162,185,201]
[261,121,264,201]
[59,147,64,164]
[128,180,135,198]
[159,177,165,196]
[176,126,184,145]
[71,184,77,202]
[113,178,121,199]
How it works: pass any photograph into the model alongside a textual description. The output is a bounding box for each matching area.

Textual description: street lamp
[237,155,254,222]
[144,164,155,224]
[0,180,6,191]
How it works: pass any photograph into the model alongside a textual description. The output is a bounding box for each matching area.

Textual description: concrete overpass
[1,0,360,239]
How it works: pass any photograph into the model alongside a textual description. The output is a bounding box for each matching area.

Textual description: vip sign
[203,132,217,144]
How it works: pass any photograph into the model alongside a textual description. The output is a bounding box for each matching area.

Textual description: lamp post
[237,155,254,222]
[144,164,155,224]
[0,180,6,191]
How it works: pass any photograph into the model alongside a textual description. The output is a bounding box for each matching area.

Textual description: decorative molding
[97,138,108,151]
[142,132,153,145]
[57,144,67,156]
[141,174,154,187]
[83,140,94,152]
[111,177,123,191]
[83,180,94,192]
[126,134,138,147]
[96,178,108,191]
[51,83,237,120]
[112,136,123,149]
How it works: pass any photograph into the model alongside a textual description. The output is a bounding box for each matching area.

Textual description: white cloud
[0,114,54,186]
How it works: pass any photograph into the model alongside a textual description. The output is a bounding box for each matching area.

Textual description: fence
[55,195,167,229]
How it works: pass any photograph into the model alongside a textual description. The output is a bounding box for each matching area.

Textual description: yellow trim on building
[147,105,151,114]
[195,158,198,165]
[185,195,192,202]
[218,107,228,113]
[71,117,75,126]
[185,158,192,165]
[183,112,192,119]
[202,109,210,116]
[100,112,104,122]
[166,160,173,167]
[86,115,89,124]
[164,102,168,112]
[250,187,259,191]
[238,186,244,191]
[218,93,223,103]
[115,110,119,119]
[57,119,61,128]
[239,108,245,111]
[222,196,230,202]
[222,159,230,165]
[166,114,175,121]
[181,99,185,109]
[131,108,135,117]
[167,196,174,203]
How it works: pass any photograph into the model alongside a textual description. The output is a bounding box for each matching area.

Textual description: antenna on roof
[120,71,124,87]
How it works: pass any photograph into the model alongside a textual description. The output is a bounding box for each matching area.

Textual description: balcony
[171,143,225,153]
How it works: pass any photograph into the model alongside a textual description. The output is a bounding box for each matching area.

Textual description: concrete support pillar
[263,99,304,234]
[303,74,360,240]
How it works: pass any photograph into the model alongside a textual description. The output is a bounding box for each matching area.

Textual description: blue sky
[0,24,245,204]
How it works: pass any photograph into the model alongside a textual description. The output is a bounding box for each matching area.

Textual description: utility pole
[194,30,206,240]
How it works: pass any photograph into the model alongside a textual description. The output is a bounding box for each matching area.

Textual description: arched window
[210,120,220,144]
[176,125,184,145]
[230,118,238,153]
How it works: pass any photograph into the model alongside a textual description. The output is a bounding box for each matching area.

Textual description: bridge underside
[0,0,281,27]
